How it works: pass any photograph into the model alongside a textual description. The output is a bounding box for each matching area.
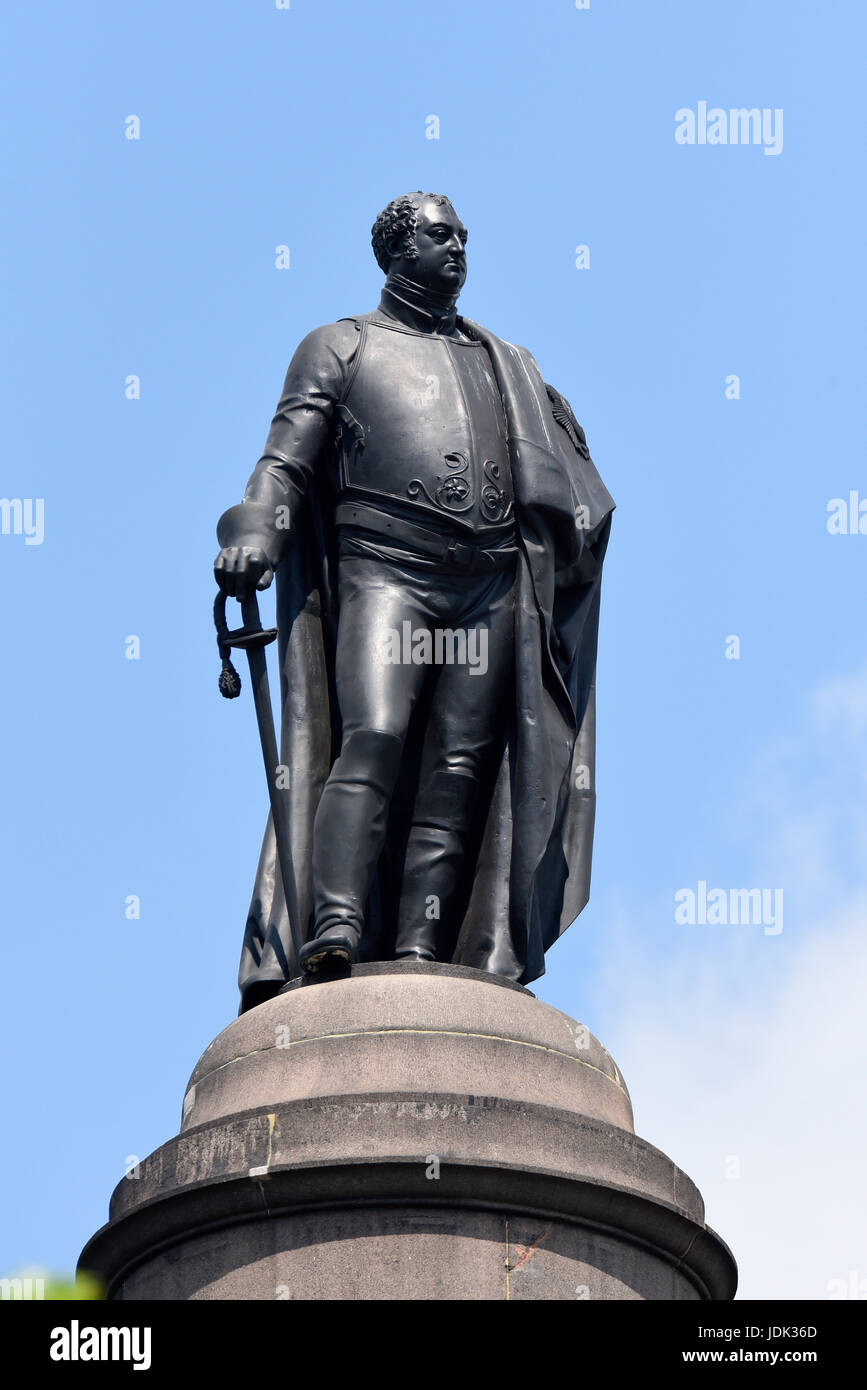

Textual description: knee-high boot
[309,729,404,955]
[394,768,480,961]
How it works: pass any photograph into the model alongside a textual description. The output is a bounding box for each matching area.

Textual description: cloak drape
[237,317,614,1013]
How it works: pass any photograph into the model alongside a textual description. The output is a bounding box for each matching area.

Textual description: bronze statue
[214,191,614,1012]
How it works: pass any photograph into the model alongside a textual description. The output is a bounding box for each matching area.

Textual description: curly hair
[371,192,454,273]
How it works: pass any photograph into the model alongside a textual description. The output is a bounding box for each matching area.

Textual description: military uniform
[221,277,527,959]
[219,272,614,1003]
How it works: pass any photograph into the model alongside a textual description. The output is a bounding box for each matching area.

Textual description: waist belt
[335,501,518,572]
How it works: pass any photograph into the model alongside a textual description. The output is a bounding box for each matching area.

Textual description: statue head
[371,192,468,295]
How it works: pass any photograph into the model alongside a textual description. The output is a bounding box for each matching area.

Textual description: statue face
[394,198,468,293]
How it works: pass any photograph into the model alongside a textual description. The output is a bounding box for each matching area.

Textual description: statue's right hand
[213,546,274,599]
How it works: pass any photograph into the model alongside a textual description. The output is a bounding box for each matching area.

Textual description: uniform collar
[379,271,460,336]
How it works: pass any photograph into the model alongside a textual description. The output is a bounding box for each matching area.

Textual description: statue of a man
[214,191,614,1012]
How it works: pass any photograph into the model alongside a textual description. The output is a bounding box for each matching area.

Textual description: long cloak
[237,316,614,1013]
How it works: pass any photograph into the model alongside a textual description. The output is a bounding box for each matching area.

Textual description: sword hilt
[214,590,278,699]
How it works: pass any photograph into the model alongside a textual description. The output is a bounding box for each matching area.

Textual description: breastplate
[335,319,514,537]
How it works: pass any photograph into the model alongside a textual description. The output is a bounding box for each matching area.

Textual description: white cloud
[599,666,867,1300]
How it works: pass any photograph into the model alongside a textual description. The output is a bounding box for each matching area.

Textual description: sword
[214,589,301,963]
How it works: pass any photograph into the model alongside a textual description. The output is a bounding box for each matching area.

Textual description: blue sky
[2,0,865,1299]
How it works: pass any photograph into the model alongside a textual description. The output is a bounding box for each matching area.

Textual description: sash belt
[335,501,518,572]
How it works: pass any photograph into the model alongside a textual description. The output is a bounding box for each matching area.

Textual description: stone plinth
[79,962,736,1300]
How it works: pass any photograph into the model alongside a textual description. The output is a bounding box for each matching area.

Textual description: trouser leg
[308,556,428,958]
[395,570,516,960]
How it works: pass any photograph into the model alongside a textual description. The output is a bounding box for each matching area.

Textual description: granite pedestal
[79,962,736,1300]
